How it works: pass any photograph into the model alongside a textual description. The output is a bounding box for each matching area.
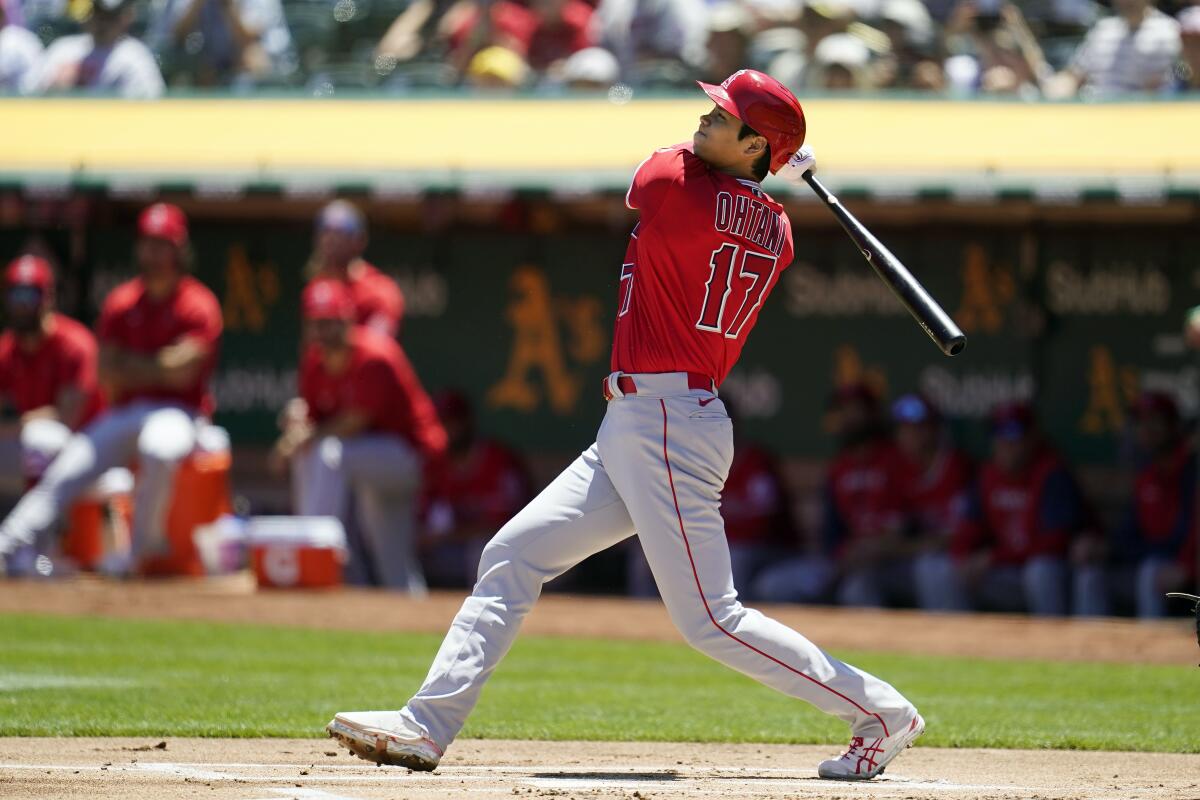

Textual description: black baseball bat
[803,170,966,357]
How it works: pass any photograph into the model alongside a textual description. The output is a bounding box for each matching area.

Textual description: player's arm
[99,338,209,392]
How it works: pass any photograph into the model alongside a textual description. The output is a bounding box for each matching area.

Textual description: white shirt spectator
[22,34,165,97]
[1070,7,1181,94]
[0,23,43,90]
[147,0,293,81]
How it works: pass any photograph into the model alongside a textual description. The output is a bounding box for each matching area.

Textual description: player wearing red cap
[305,200,405,339]
[0,204,223,575]
[0,256,105,487]
[328,71,923,781]
[271,279,445,593]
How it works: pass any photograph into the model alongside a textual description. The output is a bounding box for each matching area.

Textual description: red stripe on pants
[658,399,889,737]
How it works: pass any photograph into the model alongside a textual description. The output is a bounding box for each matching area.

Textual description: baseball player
[306,200,405,339]
[0,256,105,487]
[272,279,446,594]
[0,203,222,574]
[327,70,923,781]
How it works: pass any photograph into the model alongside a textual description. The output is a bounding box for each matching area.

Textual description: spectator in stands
[702,3,753,84]
[305,200,404,339]
[0,204,223,576]
[526,0,594,71]
[630,399,795,599]
[1045,0,1181,96]
[807,32,875,89]
[943,0,1050,96]
[420,390,531,587]
[951,402,1107,616]
[891,394,974,611]
[1111,391,1196,617]
[874,0,945,91]
[553,45,620,89]
[591,0,707,86]
[1171,5,1200,91]
[465,44,529,88]
[0,0,42,92]
[272,279,446,594]
[22,0,164,98]
[0,256,105,488]
[148,0,293,87]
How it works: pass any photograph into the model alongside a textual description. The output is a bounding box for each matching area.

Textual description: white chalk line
[0,761,1040,792]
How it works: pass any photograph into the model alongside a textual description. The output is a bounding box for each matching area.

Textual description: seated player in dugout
[0,256,106,491]
[305,200,405,339]
[419,389,533,588]
[819,383,911,608]
[329,70,926,783]
[949,402,1107,616]
[890,393,975,612]
[0,204,224,576]
[627,395,798,600]
[1109,391,1196,618]
[271,279,446,595]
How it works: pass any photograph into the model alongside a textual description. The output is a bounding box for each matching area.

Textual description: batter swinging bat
[802,170,967,357]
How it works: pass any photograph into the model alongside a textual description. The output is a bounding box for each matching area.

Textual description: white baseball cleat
[326,711,443,771]
[817,713,925,781]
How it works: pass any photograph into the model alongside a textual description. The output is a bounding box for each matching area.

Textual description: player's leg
[130,407,197,560]
[339,435,425,595]
[0,406,142,559]
[599,395,920,778]
[1022,556,1068,616]
[1135,557,1170,618]
[329,441,635,766]
[912,551,970,611]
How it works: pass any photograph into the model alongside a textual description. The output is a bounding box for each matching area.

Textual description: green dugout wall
[1,194,1195,466]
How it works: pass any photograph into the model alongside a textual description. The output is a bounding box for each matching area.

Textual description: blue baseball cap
[990,401,1035,440]
[892,393,937,425]
[316,200,365,236]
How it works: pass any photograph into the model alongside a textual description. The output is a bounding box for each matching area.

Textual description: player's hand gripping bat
[777,147,966,357]
[1166,593,1200,662]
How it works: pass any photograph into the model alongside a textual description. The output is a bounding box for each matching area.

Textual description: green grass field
[0,613,1195,752]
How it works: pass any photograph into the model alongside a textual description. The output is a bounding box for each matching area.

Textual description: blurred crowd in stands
[1,0,1199,96]
[1,198,1195,618]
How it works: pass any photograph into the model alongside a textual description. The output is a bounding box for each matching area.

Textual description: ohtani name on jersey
[713,191,786,257]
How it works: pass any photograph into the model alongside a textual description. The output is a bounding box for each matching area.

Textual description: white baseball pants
[291,434,424,594]
[401,373,916,749]
[0,402,197,559]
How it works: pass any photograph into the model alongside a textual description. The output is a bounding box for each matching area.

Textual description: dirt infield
[2,737,1199,800]
[0,576,1195,665]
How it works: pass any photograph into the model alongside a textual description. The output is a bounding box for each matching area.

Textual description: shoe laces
[840,736,865,760]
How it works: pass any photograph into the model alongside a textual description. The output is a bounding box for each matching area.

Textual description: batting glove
[776,144,816,186]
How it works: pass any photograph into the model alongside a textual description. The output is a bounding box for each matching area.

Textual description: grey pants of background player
[291,434,424,595]
[0,402,198,560]
[398,373,916,751]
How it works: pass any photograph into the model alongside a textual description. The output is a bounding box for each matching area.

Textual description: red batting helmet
[698,70,806,174]
[4,255,54,292]
[302,278,354,321]
[138,203,189,248]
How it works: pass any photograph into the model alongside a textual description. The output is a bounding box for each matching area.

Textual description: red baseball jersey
[0,312,104,428]
[824,441,908,549]
[96,276,223,414]
[299,328,447,461]
[720,444,789,546]
[899,447,973,537]
[337,260,405,338]
[429,440,532,531]
[613,143,795,385]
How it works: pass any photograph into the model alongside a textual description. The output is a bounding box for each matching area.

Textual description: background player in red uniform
[1112,391,1196,617]
[0,256,104,488]
[0,203,222,574]
[892,393,975,611]
[328,70,924,782]
[951,402,1106,616]
[271,279,446,594]
[306,200,405,339]
[420,390,533,588]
